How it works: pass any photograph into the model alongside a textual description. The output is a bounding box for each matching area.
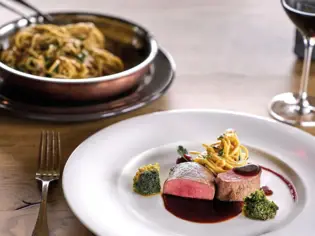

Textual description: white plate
[62,110,315,236]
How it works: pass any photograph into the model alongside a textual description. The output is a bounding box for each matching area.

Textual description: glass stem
[298,37,314,109]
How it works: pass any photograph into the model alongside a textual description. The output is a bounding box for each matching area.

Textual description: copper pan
[0,12,158,101]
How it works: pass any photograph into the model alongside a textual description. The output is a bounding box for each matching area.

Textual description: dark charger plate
[0,48,175,122]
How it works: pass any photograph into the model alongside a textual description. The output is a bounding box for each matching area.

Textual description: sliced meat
[163,162,215,200]
[215,168,261,201]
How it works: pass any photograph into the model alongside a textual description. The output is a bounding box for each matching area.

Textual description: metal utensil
[10,0,53,22]
[32,131,61,236]
[0,1,32,24]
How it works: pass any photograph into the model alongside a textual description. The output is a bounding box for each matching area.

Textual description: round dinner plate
[62,110,315,236]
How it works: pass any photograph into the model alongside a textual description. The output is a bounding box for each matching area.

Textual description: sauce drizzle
[162,194,243,223]
[261,166,297,201]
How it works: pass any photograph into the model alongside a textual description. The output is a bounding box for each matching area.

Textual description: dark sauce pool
[163,163,296,224]
[162,194,243,223]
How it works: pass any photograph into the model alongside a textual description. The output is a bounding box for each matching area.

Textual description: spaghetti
[0,22,124,79]
[193,129,249,175]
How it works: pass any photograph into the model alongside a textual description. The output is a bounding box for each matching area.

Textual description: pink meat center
[164,179,214,200]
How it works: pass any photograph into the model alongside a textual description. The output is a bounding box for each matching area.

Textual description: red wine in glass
[284,1,315,37]
[269,0,315,126]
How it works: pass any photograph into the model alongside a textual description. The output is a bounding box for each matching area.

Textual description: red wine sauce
[162,194,243,223]
[261,166,297,201]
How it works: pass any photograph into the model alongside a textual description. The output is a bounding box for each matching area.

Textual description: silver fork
[32,130,62,236]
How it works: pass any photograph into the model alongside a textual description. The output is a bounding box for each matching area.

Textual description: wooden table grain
[0,0,314,235]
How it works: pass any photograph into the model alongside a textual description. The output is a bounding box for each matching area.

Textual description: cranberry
[176,154,192,164]
[184,154,192,161]
[176,157,187,164]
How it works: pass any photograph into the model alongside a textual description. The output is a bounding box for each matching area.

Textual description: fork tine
[52,131,61,173]
[37,130,61,176]
[39,130,46,170]
[52,131,56,171]
[46,130,50,171]
[57,132,62,173]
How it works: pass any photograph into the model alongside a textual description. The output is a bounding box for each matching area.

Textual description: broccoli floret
[133,163,161,196]
[243,190,279,221]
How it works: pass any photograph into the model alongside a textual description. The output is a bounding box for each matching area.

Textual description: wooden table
[0,0,314,235]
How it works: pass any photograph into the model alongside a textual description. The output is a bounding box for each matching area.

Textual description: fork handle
[32,180,50,236]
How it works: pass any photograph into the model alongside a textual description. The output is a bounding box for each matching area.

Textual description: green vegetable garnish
[44,58,53,68]
[133,163,161,196]
[76,52,86,62]
[53,65,59,73]
[218,149,224,156]
[77,35,85,41]
[243,190,279,221]
[177,145,188,157]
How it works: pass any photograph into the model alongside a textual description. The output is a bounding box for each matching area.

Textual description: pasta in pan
[192,129,249,174]
[0,22,124,79]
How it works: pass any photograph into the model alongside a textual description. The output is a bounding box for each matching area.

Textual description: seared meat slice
[215,168,261,201]
[163,162,215,200]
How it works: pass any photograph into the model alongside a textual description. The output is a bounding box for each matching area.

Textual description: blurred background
[0,0,302,117]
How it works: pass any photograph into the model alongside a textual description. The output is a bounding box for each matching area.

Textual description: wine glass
[269,0,315,126]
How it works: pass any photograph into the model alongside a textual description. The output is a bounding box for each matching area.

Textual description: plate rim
[62,109,315,235]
